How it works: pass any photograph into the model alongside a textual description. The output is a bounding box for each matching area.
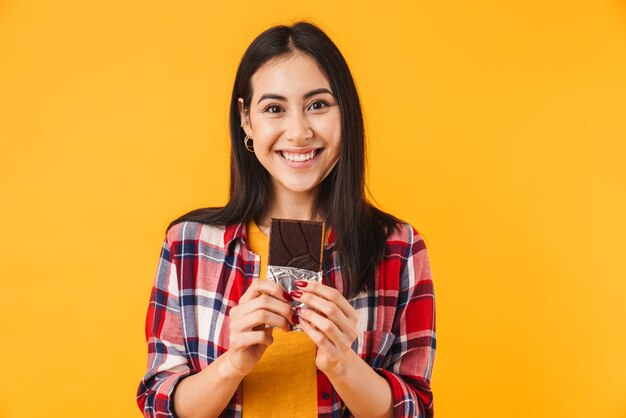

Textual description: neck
[257,185,321,226]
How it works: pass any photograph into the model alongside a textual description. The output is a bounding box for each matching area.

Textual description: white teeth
[281,150,316,162]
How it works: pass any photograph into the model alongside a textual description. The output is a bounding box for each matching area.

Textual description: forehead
[250,53,332,98]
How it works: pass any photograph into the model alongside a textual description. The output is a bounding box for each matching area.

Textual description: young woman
[137,22,436,418]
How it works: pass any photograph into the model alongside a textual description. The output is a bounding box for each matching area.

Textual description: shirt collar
[224,222,246,256]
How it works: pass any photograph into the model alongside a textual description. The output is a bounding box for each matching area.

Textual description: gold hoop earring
[244,135,254,152]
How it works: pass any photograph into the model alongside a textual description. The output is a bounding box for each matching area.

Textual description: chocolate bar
[268,218,325,272]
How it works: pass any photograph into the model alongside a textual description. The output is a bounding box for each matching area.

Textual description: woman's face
[240,52,341,200]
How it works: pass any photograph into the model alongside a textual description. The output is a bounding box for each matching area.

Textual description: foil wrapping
[267,265,323,331]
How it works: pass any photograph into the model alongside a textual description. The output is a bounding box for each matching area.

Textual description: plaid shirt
[137,220,436,417]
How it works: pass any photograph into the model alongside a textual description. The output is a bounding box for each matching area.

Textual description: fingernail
[294,280,308,288]
[282,290,294,302]
[291,313,300,324]
[289,290,303,298]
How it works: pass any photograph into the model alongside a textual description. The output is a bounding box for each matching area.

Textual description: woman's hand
[290,280,359,377]
[224,280,296,378]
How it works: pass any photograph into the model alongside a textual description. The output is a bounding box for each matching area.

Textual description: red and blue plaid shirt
[137,220,436,417]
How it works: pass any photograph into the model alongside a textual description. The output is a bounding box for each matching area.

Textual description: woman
[137,22,436,418]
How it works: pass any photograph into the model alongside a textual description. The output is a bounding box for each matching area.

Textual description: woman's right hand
[223,279,295,378]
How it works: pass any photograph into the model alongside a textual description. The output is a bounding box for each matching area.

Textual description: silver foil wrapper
[267,265,323,331]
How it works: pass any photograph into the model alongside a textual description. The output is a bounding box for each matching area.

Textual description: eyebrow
[256,88,334,105]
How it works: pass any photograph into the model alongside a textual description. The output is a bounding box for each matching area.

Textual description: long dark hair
[169,21,400,298]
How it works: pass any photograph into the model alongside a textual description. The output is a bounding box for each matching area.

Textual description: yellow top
[241,220,318,418]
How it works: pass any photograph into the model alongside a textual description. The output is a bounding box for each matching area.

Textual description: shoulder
[385,222,427,253]
[165,221,237,250]
[373,221,432,293]
[389,223,432,286]
[385,222,431,278]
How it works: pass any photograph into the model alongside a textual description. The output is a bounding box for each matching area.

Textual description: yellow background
[1,1,625,417]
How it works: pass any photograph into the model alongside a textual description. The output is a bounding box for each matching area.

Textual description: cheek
[314,113,342,145]
[329,118,342,149]
[332,125,342,146]
[251,120,281,143]
[254,119,275,132]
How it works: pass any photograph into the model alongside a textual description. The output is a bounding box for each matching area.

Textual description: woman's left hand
[290,280,359,377]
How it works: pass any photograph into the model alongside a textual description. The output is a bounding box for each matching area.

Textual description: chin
[287,186,316,194]
[282,181,320,194]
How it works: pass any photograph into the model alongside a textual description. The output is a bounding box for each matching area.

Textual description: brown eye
[308,100,328,111]
[264,105,283,114]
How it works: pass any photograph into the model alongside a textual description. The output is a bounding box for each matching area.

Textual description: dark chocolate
[268,218,325,271]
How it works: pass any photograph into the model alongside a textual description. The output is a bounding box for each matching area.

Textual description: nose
[285,112,313,143]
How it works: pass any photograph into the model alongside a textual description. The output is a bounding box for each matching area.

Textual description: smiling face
[239,52,342,206]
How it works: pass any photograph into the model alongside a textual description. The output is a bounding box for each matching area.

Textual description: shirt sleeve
[137,235,192,417]
[375,225,436,418]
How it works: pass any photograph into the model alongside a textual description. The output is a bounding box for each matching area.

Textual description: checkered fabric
[137,221,436,417]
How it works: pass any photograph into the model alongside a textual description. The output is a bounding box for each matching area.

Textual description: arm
[136,237,192,417]
[376,226,436,418]
[171,352,247,418]
[137,233,295,417]
[318,348,394,418]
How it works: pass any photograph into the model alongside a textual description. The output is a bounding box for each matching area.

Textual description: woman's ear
[238,98,252,137]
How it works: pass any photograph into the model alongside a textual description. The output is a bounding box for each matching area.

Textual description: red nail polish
[294,280,308,288]
[291,313,300,324]
[283,290,294,302]
[289,290,303,298]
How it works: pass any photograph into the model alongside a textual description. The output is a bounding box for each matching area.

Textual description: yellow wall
[1,1,625,417]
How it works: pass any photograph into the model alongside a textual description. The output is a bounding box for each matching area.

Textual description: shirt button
[322,392,330,400]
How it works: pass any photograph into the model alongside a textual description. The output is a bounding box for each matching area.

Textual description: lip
[277,147,319,154]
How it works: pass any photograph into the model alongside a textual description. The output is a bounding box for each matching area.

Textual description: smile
[279,149,322,162]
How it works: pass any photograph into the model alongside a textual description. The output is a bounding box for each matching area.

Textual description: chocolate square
[268,218,325,272]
